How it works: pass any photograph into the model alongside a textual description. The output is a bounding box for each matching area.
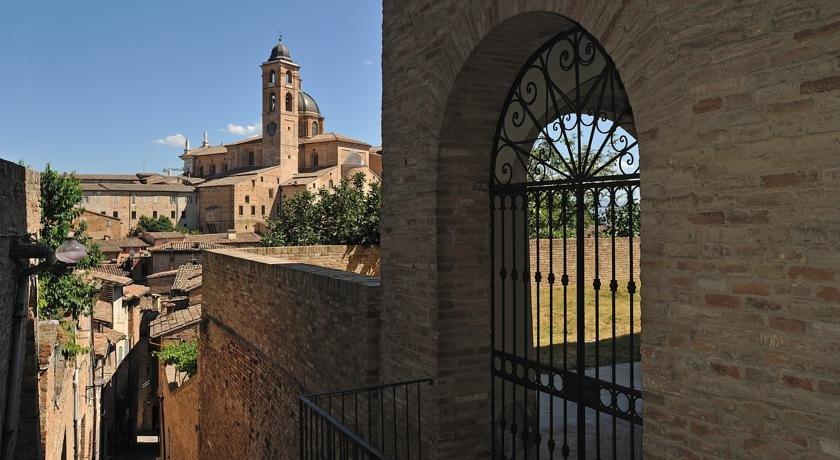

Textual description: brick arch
[383,4,657,458]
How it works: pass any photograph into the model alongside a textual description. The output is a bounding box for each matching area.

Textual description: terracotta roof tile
[91,271,133,286]
[93,264,130,278]
[123,284,150,299]
[149,242,224,252]
[150,304,203,338]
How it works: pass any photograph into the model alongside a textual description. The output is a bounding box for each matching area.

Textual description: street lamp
[56,238,88,264]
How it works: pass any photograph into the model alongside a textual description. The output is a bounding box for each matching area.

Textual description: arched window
[269,93,276,112]
[312,121,319,135]
[268,70,276,85]
[299,122,307,137]
[285,93,293,112]
[328,179,334,188]
[248,151,255,166]
[312,152,319,168]
[285,70,292,85]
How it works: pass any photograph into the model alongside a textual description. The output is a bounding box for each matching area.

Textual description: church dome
[268,40,292,62]
[298,90,321,114]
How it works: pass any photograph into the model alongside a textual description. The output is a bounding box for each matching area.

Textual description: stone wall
[199,248,381,459]
[158,366,199,460]
[241,244,380,276]
[381,1,840,458]
[0,159,41,456]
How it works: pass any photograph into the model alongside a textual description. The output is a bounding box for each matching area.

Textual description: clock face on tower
[266,122,277,136]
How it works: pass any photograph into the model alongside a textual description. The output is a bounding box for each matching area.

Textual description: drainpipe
[1,240,54,460]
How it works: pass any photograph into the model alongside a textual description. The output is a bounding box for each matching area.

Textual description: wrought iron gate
[490,25,641,459]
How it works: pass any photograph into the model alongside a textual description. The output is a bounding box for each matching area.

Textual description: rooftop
[150,304,203,338]
[92,263,130,278]
[81,183,195,193]
[172,263,202,293]
[179,144,228,158]
[195,165,282,188]
[90,271,133,286]
[149,241,225,252]
[183,232,262,245]
[123,284,151,299]
[301,132,371,147]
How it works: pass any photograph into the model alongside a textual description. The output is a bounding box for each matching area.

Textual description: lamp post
[1,234,87,460]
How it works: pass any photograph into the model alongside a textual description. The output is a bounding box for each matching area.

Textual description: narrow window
[180,210,186,219]
[171,211,176,219]
[153,211,158,218]
[313,152,319,168]
[260,176,264,182]
[312,121,319,135]
[248,151,255,166]
[210,164,216,175]
[285,93,293,112]
[285,70,292,85]
[300,122,307,137]
[223,163,227,172]
[251,206,256,216]
[113,211,118,218]
[238,206,243,216]
[329,179,334,188]
[131,211,136,219]
[269,70,276,84]
[100,211,105,215]
[268,189,274,198]
[261,205,265,215]
[270,93,277,112]
[170,195,176,204]
[245,195,250,203]
[199,166,204,176]
[251,180,256,187]
[84,196,90,203]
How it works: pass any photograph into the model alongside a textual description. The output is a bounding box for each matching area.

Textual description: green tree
[154,341,198,377]
[133,215,176,234]
[38,164,103,319]
[262,173,381,247]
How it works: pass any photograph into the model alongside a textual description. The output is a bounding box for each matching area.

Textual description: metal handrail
[299,378,433,459]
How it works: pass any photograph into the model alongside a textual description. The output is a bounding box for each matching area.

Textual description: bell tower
[261,37,300,179]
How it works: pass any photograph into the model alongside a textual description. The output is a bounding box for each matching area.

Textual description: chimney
[226,229,237,240]
[152,294,161,311]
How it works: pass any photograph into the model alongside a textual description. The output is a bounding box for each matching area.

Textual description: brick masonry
[530,238,640,284]
[381,1,840,458]
[0,159,41,456]
[158,364,199,460]
[199,248,381,458]
[239,244,380,276]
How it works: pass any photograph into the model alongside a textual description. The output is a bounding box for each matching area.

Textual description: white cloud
[224,123,259,136]
[363,60,374,65]
[152,133,187,148]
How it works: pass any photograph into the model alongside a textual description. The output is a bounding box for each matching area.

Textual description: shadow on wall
[343,245,380,276]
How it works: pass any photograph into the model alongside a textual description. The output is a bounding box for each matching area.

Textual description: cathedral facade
[180,39,381,233]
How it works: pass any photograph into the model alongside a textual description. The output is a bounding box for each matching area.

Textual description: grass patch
[530,282,641,368]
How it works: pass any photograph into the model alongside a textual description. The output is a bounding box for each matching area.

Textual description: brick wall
[241,245,380,276]
[199,248,381,459]
[158,365,199,460]
[530,238,640,284]
[0,159,41,455]
[382,1,840,458]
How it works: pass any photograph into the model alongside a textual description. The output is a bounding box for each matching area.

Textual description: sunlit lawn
[530,282,641,368]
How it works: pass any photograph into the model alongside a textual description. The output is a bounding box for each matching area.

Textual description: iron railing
[299,378,433,459]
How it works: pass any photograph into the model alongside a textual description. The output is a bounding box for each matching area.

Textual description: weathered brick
[692,97,722,114]
[782,375,814,391]
[788,266,834,281]
[800,76,840,94]
[705,293,743,308]
[732,281,770,296]
[710,362,741,379]
[769,317,807,333]
[689,211,725,224]
[817,286,840,303]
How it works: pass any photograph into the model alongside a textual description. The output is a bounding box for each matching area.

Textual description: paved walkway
[112,436,158,460]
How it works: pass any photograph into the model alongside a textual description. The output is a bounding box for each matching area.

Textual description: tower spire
[184,137,190,154]
[202,130,209,147]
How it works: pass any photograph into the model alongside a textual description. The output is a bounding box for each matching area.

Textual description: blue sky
[0,0,382,174]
